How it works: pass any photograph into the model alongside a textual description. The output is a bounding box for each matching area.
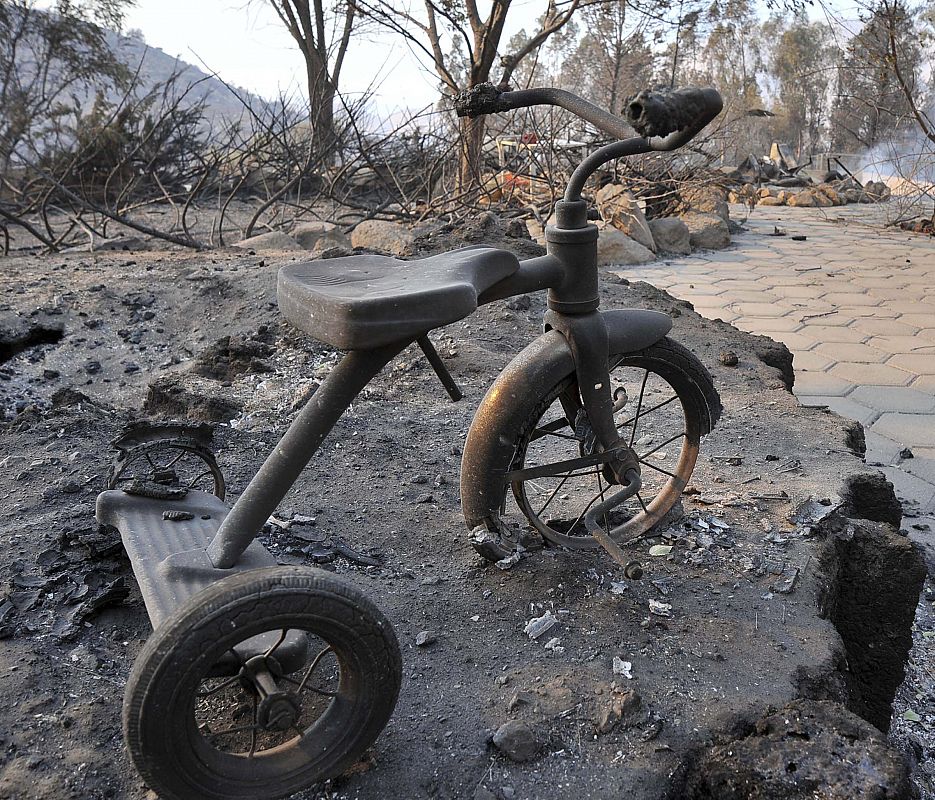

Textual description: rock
[594,184,656,252]
[684,700,913,800]
[596,227,655,266]
[415,630,436,647]
[787,191,815,208]
[594,690,641,734]
[719,350,739,367]
[815,184,843,206]
[647,218,691,255]
[351,219,415,256]
[681,185,730,222]
[681,212,731,251]
[759,196,785,206]
[234,231,304,251]
[863,180,892,201]
[525,218,545,246]
[291,220,350,251]
[492,721,540,762]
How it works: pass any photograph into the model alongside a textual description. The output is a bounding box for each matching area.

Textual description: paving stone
[733,316,803,332]
[879,465,935,509]
[881,301,935,315]
[755,331,818,351]
[886,353,935,375]
[853,318,921,336]
[866,336,933,354]
[911,375,935,393]
[793,351,836,371]
[898,314,935,329]
[873,413,935,447]
[791,372,853,397]
[903,458,935,488]
[836,305,900,318]
[731,304,796,319]
[768,286,824,300]
[849,386,935,414]
[794,395,878,426]
[814,342,889,363]
[796,325,867,344]
[864,430,903,465]
[790,312,857,327]
[828,362,912,386]
[821,292,878,306]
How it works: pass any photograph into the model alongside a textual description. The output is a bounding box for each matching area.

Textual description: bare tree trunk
[459,115,487,193]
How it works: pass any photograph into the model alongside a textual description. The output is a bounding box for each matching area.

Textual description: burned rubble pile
[728,143,893,208]
[0,248,929,799]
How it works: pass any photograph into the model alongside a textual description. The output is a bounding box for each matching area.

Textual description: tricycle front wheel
[123,566,401,800]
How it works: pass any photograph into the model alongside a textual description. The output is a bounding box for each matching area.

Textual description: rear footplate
[96,490,307,670]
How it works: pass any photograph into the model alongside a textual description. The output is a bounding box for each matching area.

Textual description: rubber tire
[478,337,719,557]
[123,567,401,800]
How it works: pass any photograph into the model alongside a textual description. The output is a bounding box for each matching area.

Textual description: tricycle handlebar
[453,84,723,151]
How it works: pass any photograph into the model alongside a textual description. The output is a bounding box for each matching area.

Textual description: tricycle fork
[206,341,407,569]
[543,308,641,479]
[542,308,647,571]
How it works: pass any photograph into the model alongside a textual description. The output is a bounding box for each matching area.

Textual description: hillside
[107,28,273,125]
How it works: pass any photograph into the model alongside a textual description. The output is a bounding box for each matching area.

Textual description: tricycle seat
[278,245,520,349]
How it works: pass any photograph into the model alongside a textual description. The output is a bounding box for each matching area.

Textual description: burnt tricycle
[95,83,723,799]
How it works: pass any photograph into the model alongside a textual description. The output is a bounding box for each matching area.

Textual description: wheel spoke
[628,370,650,448]
[638,459,679,479]
[144,452,157,470]
[264,629,289,659]
[567,486,609,535]
[536,474,571,517]
[249,695,258,758]
[636,492,648,513]
[208,723,259,738]
[166,450,187,469]
[195,674,240,698]
[296,645,334,695]
[617,395,679,432]
[281,675,336,698]
[639,432,685,460]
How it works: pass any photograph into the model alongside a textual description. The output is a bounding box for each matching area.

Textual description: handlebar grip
[625,87,723,139]
[453,84,507,118]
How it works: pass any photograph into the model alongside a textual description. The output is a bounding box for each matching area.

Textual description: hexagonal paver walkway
[614,203,935,541]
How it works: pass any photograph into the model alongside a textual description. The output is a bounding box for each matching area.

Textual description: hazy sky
[115,1,858,112]
[121,1,477,111]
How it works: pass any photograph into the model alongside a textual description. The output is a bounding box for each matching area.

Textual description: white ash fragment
[524,610,558,639]
[610,581,628,595]
[544,637,565,654]
[649,599,672,617]
[496,551,522,570]
[612,657,633,679]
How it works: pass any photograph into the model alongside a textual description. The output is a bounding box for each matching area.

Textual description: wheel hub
[240,655,302,732]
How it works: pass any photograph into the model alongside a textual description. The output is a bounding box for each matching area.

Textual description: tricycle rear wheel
[123,566,401,800]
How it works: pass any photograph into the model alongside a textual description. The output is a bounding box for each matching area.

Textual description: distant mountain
[107,29,273,126]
